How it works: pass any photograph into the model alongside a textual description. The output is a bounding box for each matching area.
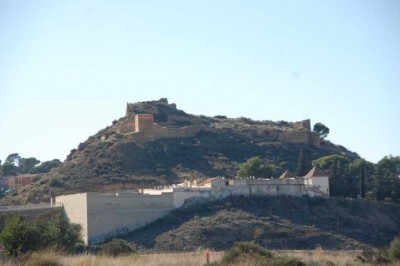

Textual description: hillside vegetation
[9,99,361,203]
[123,195,400,251]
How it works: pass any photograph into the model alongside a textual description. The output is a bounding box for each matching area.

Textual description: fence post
[205,250,210,264]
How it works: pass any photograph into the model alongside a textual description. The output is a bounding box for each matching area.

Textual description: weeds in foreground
[209,242,306,266]
[1,245,400,266]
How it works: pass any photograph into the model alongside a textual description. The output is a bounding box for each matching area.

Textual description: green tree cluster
[0,153,61,177]
[0,214,82,257]
[313,155,400,202]
[237,157,275,178]
[239,153,400,202]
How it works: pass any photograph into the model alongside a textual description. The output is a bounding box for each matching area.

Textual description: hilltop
[16,98,359,202]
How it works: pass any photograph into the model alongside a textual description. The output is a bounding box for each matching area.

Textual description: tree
[359,162,366,198]
[312,155,350,171]
[5,153,21,166]
[31,159,61,174]
[313,122,330,139]
[18,157,40,174]
[296,148,310,176]
[312,155,357,197]
[237,157,274,178]
[373,156,400,202]
[0,214,82,256]
[55,215,83,252]
[2,153,21,176]
[0,216,37,257]
[349,159,375,199]
[1,163,17,176]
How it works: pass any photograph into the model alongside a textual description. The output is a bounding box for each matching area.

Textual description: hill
[15,98,359,203]
[123,195,400,251]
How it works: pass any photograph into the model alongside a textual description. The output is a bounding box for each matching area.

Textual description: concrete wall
[56,193,89,244]
[304,176,329,197]
[173,190,209,208]
[86,192,174,244]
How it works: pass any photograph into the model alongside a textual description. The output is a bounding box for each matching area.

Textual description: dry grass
[1,249,398,266]
[60,252,223,266]
[276,248,365,266]
[1,251,222,266]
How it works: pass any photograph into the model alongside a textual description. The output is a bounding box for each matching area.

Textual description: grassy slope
[123,196,400,252]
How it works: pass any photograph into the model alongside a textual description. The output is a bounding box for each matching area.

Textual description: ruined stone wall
[278,131,320,148]
[309,132,320,147]
[124,125,216,144]
[293,119,311,130]
[118,116,136,133]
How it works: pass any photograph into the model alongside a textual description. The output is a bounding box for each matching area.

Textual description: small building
[5,174,39,188]
[303,166,330,197]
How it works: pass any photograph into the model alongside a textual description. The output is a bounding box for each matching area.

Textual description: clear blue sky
[1,0,399,164]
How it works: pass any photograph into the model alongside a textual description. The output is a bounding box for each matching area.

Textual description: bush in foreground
[213,242,305,266]
[100,239,136,257]
[389,236,400,261]
[0,214,82,257]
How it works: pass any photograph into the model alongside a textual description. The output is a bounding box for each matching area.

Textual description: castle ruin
[116,113,320,147]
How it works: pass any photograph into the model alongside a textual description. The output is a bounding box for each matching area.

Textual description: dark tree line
[0,153,61,177]
[312,155,400,202]
[237,153,400,203]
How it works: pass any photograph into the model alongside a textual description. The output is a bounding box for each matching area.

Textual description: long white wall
[86,192,174,244]
[57,176,329,244]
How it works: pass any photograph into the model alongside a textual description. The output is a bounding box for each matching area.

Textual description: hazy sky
[1,0,399,164]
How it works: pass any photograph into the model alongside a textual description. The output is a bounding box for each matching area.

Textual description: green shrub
[222,241,272,265]
[389,236,400,261]
[72,242,86,254]
[216,242,306,266]
[100,239,136,257]
[0,214,82,257]
[0,216,39,257]
[49,178,64,188]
